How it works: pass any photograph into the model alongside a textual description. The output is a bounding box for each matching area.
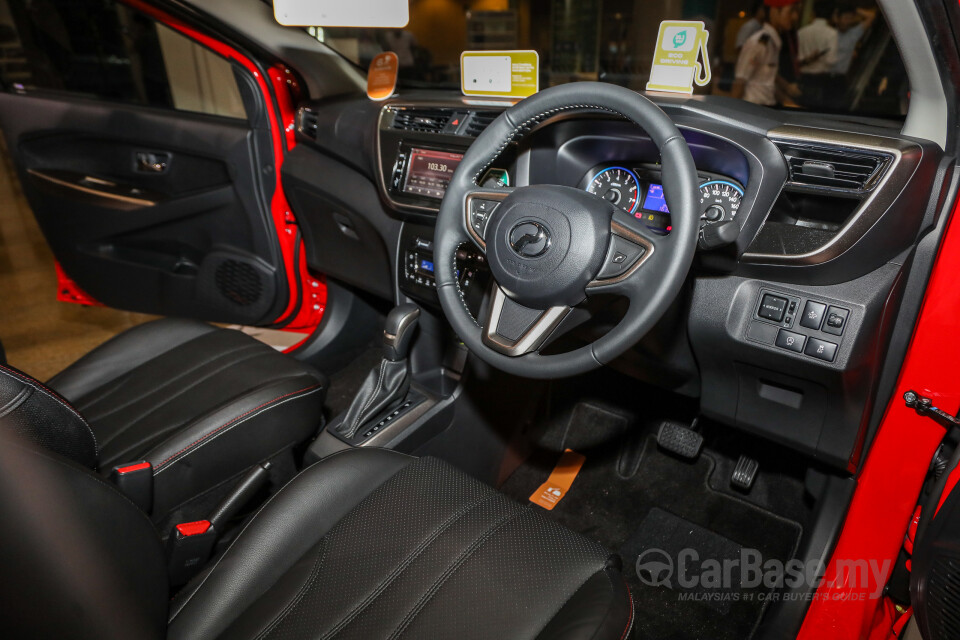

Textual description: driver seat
[0,440,634,640]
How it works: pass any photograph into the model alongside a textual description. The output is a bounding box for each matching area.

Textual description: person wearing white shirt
[732,0,801,106]
[831,3,877,75]
[798,2,839,109]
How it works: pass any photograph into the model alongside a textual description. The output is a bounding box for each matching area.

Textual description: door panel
[0,0,295,325]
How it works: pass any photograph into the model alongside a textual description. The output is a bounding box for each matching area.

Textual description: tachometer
[587,167,640,214]
[699,180,744,223]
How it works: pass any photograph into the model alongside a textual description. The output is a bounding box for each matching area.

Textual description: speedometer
[587,167,640,214]
[699,180,744,223]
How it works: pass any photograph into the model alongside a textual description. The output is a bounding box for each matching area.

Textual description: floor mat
[500,406,803,640]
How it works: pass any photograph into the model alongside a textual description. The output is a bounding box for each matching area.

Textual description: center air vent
[392,109,452,133]
[463,111,499,137]
[777,143,891,192]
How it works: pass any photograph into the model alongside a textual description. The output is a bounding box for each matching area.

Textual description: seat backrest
[0,432,167,640]
[0,364,98,468]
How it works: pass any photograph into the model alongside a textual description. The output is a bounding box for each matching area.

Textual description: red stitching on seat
[154,384,321,470]
[619,583,635,640]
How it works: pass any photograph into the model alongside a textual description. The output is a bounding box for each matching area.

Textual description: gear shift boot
[335,305,420,440]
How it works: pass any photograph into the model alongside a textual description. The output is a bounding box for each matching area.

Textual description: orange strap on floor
[529,449,586,510]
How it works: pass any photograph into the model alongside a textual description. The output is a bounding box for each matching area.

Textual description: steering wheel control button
[804,337,838,362]
[800,300,827,330]
[598,236,645,279]
[775,329,806,353]
[470,198,499,237]
[822,306,849,336]
[758,294,788,322]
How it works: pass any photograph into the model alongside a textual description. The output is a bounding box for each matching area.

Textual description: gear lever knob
[382,304,420,362]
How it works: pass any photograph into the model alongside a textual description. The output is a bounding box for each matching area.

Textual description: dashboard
[287,91,942,472]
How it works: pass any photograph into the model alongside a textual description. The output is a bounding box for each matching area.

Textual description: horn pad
[485,185,613,308]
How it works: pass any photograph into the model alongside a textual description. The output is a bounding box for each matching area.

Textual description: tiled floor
[0,142,156,381]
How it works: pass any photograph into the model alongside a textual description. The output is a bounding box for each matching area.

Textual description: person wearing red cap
[731,0,802,106]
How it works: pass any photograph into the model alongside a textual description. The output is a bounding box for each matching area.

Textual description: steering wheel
[435,82,700,379]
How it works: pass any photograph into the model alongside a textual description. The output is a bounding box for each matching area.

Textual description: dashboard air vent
[299,108,319,140]
[392,109,452,133]
[778,143,890,192]
[463,111,499,137]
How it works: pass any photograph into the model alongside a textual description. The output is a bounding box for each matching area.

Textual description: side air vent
[463,111,499,137]
[777,143,891,192]
[392,109,452,133]
[299,108,319,140]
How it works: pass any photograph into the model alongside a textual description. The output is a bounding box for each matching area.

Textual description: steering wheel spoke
[587,218,658,293]
[464,187,514,250]
[481,284,570,356]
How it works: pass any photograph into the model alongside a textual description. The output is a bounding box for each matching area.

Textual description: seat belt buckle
[167,520,216,586]
[109,461,153,514]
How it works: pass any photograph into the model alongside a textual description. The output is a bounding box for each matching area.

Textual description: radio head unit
[402,148,463,199]
[389,142,466,206]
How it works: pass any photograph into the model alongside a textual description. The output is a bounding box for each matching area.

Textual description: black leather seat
[0,441,634,640]
[0,318,326,525]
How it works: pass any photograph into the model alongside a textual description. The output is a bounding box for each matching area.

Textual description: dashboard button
[822,306,849,336]
[804,337,838,362]
[800,300,827,330]
[597,236,645,279]
[775,329,806,353]
[758,294,788,322]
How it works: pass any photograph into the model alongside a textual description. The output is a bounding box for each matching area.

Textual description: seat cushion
[47,319,327,521]
[168,448,633,640]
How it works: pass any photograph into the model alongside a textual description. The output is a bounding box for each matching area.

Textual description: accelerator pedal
[731,455,759,492]
[656,420,703,459]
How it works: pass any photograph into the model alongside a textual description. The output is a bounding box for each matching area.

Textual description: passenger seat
[0,318,326,527]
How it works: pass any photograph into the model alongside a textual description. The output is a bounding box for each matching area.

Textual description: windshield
[311,0,906,118]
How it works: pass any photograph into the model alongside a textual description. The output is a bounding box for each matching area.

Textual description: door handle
[135,151,170,173]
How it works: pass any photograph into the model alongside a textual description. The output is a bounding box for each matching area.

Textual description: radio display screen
[403,148,464,199]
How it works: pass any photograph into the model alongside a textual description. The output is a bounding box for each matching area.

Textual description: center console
[377,104,508,310]
[399,223,489,312]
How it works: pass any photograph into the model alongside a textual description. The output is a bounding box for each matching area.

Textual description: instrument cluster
[582,164,745,235]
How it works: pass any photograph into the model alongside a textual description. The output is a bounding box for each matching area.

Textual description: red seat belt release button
[109,460,153,514]
[175,520,212,537]
[168,519,216,587]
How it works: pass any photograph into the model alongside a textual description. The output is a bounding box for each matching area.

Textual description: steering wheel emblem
[509,221,551,258]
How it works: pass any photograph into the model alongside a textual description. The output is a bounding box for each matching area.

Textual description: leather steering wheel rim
[435,82,700,379]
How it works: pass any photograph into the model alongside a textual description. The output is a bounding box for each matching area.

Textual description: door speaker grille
[927,556,960,639]
[214,259,263,307]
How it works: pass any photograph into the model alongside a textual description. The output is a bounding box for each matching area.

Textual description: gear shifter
[336,304,420,440]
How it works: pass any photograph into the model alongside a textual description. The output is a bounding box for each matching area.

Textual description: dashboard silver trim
[741,125,920,266]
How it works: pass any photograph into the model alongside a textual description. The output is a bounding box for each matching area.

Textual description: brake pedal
[656,420,702,459]
[731,455,759,491]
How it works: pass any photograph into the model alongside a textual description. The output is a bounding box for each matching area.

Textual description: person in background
[776,7,802,107]
[797,1,838,109]
[735,1,766,51]
[832,3,877,76]
[732,0,801,106]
